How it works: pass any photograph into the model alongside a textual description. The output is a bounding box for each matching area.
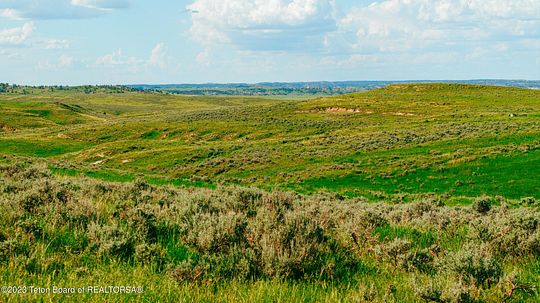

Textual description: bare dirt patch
[91,159,106,166]
[0,124,17,132]
[297,107,374,114]
[384,112,416,117]
[57,133,72,139]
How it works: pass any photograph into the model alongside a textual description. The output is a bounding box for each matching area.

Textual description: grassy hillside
[1,83,539,202]
[0,162,539,302]
[1,84,539,302]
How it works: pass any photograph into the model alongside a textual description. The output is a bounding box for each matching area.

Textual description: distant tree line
[0,83,18,93]
[146,86,366,96]
[0,84,139,94]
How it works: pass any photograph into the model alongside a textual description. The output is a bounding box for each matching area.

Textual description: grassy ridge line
[0,162,539,302]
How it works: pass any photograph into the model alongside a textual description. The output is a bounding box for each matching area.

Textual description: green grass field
[1,83,539,202]
[1,84,539,302]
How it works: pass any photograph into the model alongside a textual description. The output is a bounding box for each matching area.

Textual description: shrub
[375,238,412,268]
[16,218,44,239]
[354,208,389,229]
[0,162,50,180]
[521,197,537,207]
[526,231,540,255]
[204,249,258,281]
[417,280,483,303]
[415,281,444,303]
[61,198,97,227]
[445,244,502,287]
[94,183,113,194]
[135,243,167,267]
[248,206,328,279]
[351,284,378,302]
[87,222,134,259]
[234,187,263,216]
[133,178,151,192]
[169,260,208,284]
[0,239,19,261]
[128,179,154,205]
[470,208,540,256]
[472,196,493,214]
[442,283,481,303]
[405,247,436,273]
[18,180,72,213]
[126,204,160,242]
[375,237,436,273]
[183,211,247,254]
[19,191,47,213]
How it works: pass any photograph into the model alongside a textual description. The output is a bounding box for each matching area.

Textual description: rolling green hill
[1,83,539,202]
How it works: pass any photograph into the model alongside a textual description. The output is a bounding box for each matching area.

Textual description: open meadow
[1,83,539,302]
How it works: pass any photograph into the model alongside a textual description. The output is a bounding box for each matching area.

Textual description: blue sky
[0,0,539,85]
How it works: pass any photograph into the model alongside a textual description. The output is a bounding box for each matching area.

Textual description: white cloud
[0,49,20,59]
[0,0,129,20]
[37,54,74,70]
[186,0,336,50]
[0,22,34,45]
[147,43,167,69]
[186,0,540,54]
[59,54,74,67]
[71,0,130,10]
[320,54,379,67]
[43,39,71,49]
[333,0,540,55]
[0,20,71,51]
[0,8,22,20]
[96,44,172,71]
[465,0,540,19]
[187,0,335,29]
[95,49,142,67]
[465,42,511,60]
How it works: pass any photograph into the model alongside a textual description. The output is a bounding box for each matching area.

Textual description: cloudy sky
[1,0,539,85]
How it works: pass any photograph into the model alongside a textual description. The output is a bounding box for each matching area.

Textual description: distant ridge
[128,79,540,97]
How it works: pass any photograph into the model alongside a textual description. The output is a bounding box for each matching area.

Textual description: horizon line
[3,79,540,87]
